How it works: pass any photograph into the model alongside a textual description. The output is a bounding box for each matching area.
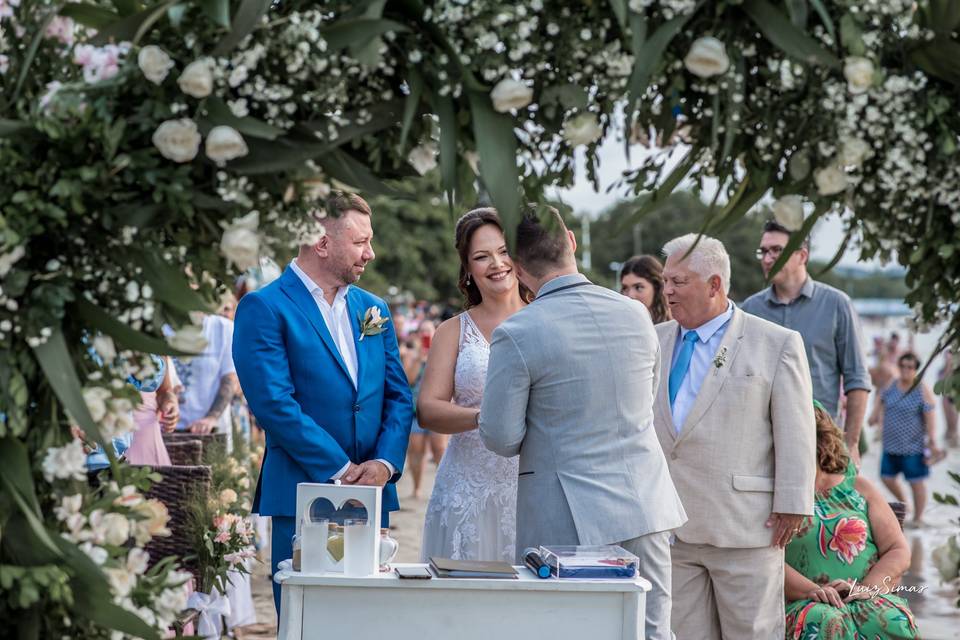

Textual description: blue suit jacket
[233,266,413,521]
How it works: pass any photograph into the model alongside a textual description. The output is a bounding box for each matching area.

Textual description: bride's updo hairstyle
[454,208,533,309]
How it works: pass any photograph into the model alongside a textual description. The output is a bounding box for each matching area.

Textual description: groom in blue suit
[233,192,413,611]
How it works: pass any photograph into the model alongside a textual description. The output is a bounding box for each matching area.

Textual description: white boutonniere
[712,346,728,373]
[358,306,388,341]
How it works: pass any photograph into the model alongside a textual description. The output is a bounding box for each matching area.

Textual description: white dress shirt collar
[289,259,350,307]
[679,300,735,343]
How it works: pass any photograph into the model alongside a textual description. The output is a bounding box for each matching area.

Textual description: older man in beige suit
[653,233,816,639]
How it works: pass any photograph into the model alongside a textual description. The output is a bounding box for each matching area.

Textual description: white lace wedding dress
[420,312,518,563]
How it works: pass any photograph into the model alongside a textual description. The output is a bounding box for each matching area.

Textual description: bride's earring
[466,274,472,286]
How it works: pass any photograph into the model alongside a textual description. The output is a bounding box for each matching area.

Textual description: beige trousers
[671,540,785,640]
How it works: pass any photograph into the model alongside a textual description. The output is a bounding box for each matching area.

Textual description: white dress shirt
[289,259,394,480]
[670,301,735,432]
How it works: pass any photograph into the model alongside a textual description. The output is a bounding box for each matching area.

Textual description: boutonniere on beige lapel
[712,346,728,374]
[358,306,388,341]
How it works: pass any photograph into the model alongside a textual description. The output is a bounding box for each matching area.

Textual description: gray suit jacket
[479,274,687,558]
[653,307,817,548]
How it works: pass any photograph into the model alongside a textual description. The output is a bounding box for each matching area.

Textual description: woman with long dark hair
[620,254,670,323]
[417,207,531,562]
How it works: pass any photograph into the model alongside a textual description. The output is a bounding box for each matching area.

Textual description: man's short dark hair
[762,219,809,249]
[515,205,571,277]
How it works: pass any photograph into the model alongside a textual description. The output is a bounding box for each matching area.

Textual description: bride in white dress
[417,208,530,563]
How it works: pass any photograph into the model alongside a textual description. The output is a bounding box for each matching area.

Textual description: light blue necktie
[669,331,700,406]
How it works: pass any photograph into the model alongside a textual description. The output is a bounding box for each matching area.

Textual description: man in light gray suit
[478,208,687,640]
[653,233,816,639]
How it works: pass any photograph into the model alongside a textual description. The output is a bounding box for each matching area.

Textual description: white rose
[126,548,150,575]
[772,195,805,232]
[407,143,438,175]
[562,113,602,147]
[813,164,848,196]
[167,324,208,354]
[177,58,213,98]
[79,542,109,566]
[105,567,135,597]
[152,118,201,163]
[843,57,874,94]
[221,211,260,271]
[83,387,111,422]
[839,136,871,167]
[490,78,533,113]
[92,335,117,363]
[101,512,131,546]
[683,36,730,78]
[931,536,960,582]
[205,125,249,166]
[42,440,88,482]
[137,45,174,85]
[219,488,238,506]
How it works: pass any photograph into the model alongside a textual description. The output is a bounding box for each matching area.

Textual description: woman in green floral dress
[784,404,918,639]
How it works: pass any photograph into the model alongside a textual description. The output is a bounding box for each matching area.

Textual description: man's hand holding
[766,512,806,548]
[342,460,390,487]
[188,415,218,434]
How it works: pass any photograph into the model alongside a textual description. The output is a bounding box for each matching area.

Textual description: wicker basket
[163,439,203,466]
[163,431,228,463]
[138,464,212,583]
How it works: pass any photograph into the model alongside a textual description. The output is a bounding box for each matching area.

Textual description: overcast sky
[549,130,877,269]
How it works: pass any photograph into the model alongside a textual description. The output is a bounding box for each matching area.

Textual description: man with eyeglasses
[742,220,871,467]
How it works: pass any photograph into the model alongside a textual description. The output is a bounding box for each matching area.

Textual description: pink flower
[44,16,74,45]
[214,530,231,544]
[828,517,868,565]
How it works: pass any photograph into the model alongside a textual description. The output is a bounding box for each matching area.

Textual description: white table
[275,560,650,640]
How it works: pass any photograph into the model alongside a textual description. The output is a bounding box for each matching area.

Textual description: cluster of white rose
[49,482,190,634]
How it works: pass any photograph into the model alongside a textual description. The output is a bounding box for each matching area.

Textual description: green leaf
[768,201,829,279]
[920,0,960,36]
[60,3,120,29]
[11,10,56,105]
[75,298,189,356]
[200,0,230,29]
[229,137,330,174]
[911,40,960,87]
[318,149,409,198]
[742,0,840,68]
[814,230,852,277]
[609,0,628,31]
[398,68,424,154]
[631,151,698,229]
[131,253,211,313]
[467,90,521,243]
[809,0,836,42]
[434,94,458,208]
[111,0,140,16]
[202,97,284,140]
[626,10,696,111]
[212,0,271,56]
[785,0,808,28]
[839,14,865,57]
[90,0,178,46]
[321,18,410,52]
[0,439,63,556]
[0,119,29,137]
[0,475,62,556]
[32,328,105,446]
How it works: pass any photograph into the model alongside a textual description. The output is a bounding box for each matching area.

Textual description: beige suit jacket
[653,306,816,548]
